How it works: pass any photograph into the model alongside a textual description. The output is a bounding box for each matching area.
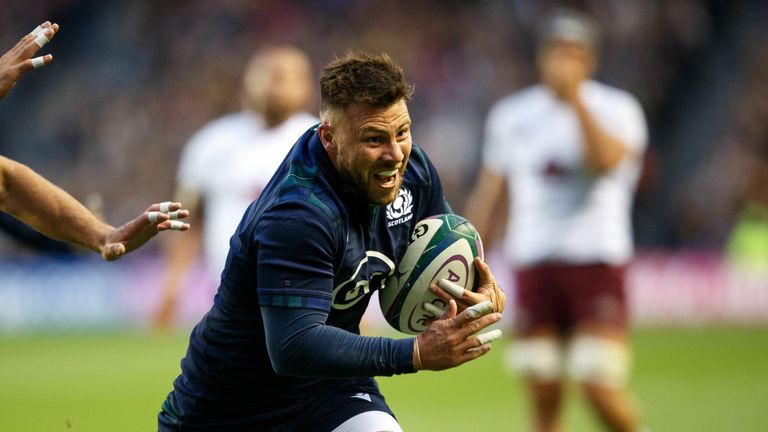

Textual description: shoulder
[257,133,345,228]
[194,111,262,140]
[184,112,263,153]
[584,80,643,111]
[487,85,548,123]
[403,144,437,186]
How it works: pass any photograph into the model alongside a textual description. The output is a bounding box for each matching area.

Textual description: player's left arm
[0,21,58,101]
[0,156,189,261]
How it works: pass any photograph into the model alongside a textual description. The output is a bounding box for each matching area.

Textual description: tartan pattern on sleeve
[258,288,332,311]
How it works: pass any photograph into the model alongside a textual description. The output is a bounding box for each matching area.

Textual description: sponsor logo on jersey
[332,251,396,310]
[386,187,413,227]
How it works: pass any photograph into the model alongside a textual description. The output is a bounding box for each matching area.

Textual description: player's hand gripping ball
[380,214,484,334]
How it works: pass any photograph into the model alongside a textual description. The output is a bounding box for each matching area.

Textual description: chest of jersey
[330,188,418,313]
[509,102,584,181]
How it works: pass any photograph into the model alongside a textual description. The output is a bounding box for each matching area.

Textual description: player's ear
[318,122,336,153]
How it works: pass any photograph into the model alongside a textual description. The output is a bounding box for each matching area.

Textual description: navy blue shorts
[158,379,396,432]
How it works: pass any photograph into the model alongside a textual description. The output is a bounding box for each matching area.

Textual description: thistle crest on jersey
[386,187,413,227]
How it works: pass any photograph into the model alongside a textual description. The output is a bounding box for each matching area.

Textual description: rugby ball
[379,213,484,334]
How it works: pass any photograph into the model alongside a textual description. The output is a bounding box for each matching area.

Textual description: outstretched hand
[0,21,59,101]
[428,257,506,313]
[100,201,190,261]
[415,299,503,371]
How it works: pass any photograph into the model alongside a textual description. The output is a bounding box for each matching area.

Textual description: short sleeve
[255,200,339,312]
[618,95,648,156]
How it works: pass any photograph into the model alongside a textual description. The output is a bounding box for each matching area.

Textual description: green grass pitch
[0,327,766,431]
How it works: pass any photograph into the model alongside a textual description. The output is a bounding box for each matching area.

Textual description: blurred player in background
[158,52,505,432]
[0,22,190,261]
[153,45,318,328]
[466,10,648,432]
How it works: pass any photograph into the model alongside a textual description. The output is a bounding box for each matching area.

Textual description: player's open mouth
[373,168,399,188]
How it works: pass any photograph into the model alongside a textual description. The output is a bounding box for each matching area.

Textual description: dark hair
[319,51,414,114]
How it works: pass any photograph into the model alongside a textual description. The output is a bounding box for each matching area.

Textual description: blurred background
[0,0,767,431]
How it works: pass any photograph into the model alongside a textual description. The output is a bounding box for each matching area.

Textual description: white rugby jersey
[482,80,647,266]
[177,111,319,278]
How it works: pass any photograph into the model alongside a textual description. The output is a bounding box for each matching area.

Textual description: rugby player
[465,9,647,432]
[159,52,505,431]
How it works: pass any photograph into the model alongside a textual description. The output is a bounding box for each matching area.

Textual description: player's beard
[337,160,407,206]
[261,99,293,128]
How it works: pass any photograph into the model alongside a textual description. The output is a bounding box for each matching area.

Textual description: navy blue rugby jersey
[169,125,450,417]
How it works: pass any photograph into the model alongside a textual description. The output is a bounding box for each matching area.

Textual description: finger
[474,257,506,312]
[465,329,503,354]
[30,54,53,69]
[30,22,53,36]
[451,314,503,351]
[33,28,53,48]
[428,283,467,313]
[437,278,466,299]
[147,211,168,224]
[30,25,46,37]
[31,56,46,69]
[170,220,187,231]
[474,257,497,285]
[157,220,190,231]
[443,299,458,320]
[465,344,493,355]
[148,201,183,212]
[167,209,190,220]
[476,328,503,345]
[474,256,488,272]
[465,300,493,319]
[422,302,445,317]
[14,54,52,77]
[450,303,501,330]
[147,201,178,212]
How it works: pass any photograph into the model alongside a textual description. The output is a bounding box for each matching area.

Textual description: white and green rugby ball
[380,213,484,334]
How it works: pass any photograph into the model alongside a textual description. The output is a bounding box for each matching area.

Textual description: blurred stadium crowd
[0,0,766,258]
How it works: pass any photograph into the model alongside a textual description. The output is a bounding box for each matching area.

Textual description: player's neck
[262,111,292,129]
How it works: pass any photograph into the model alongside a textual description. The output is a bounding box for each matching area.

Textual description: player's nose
[381,138,405,162]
